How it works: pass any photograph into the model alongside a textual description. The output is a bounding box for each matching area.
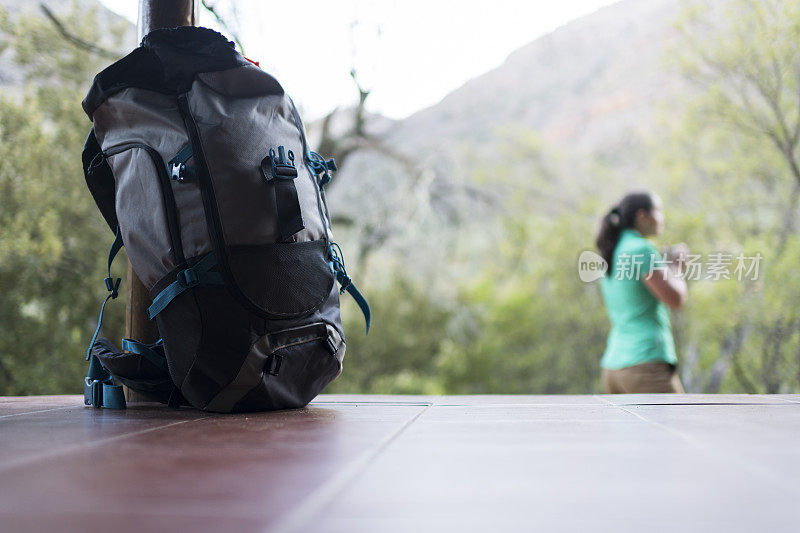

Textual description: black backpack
[80,27,369,412]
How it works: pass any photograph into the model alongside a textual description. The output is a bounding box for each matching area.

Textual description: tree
[668,0,800,392]
[0,3,129,394]
[678,0,800,252]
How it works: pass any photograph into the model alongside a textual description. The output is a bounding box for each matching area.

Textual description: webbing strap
[170,143,192,166]
[106,226,124,278]
[84,226,127,410]
[261,146,304,240]
[328,242,370,333]
[86,294,115,362]
[122,338,168,371]
[335,270,371,334]
[148,253,223,319]
[274,179,304,240]
[86,226,124,361]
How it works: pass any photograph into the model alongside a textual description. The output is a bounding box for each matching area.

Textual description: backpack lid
[82,26,251,119]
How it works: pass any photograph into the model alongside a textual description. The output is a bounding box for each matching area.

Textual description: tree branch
[200,0,246,55]
[39,4,118,60]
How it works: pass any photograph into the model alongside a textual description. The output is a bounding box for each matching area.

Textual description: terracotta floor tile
[1,394,798,532]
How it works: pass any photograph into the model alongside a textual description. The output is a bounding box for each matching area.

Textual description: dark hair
[595,192,655,273]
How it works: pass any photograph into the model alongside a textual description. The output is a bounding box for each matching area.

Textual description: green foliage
[332,204,610,395]
[0,4,127,394]
[655,0,800,393]
[437,211,608,394]
[329,277,453,394]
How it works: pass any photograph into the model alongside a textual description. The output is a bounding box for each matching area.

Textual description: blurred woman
[595,192,688,393]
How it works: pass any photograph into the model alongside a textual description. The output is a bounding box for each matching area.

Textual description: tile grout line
[0,405,74,419]
[311,402,433,407]
[314,402,610,407]
[431,403,610,407]
[265,403,434,533]
[0,415,211,473]
[593,395,800,496]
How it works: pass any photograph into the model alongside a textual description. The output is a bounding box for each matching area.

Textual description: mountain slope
[391,0,686,157]
[324,0,707,279]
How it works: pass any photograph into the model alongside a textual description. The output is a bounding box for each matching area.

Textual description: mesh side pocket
[229,239,335,318]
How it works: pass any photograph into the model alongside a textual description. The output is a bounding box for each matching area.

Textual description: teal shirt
[600,229,677,369]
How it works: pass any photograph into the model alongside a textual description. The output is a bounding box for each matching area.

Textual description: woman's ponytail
[596,206,623,269]
[595,192,654,274]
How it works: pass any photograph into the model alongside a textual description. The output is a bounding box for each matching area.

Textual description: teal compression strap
[335,270,371,334]
[122,338,168,371]
[101,383,126,409]
[148,253,223,319]
[84,226,127,410]
[329,242,370,333]
[86,226,123,361]
[308,151,369,331]
[86,294,115,362]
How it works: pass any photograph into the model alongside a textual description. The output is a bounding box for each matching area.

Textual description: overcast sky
[99,0,618,120]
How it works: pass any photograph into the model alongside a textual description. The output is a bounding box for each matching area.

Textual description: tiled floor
[1,394,798,532]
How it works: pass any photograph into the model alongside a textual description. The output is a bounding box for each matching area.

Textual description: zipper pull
[168,144,195,182]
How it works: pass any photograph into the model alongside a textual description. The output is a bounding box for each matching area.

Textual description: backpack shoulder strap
[82,129,118,232]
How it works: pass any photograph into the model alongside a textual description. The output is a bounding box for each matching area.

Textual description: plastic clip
[263,146,297,181]
[104,277,121,298]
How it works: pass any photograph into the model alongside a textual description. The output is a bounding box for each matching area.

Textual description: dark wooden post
[137,0,199,41]
[124,0,199,402]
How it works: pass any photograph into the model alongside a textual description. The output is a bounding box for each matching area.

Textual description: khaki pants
[602,362,685,394]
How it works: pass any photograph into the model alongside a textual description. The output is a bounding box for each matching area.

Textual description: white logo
[578,250,608,282]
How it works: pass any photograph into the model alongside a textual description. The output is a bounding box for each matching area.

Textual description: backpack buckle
[84,377,102,408]
[178,268,200,288]
[263,146,297,181]
[83,377,126,409]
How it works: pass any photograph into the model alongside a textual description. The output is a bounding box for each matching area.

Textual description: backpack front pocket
[225,322,343,412]
[104,143,185,287]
